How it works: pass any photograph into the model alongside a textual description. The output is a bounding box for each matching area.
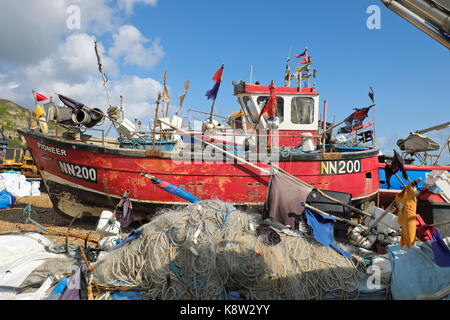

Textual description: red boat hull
[19,129,380,219]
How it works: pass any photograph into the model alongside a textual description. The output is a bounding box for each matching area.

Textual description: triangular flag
[36,103,44,119]
[295,49,307,59]
[179,93,187,107]
[163,86,170,102]
[212,67,223,83]
[34,92,48,102]
[162,69,167,84]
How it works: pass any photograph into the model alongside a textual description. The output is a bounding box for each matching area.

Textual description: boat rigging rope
[107,106,121,121]
[94,200,361,300]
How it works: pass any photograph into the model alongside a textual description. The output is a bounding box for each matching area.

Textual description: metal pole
[94,40,112,108]
[322,100,327,154]
[380,0,450,49]
[120,95,124,120]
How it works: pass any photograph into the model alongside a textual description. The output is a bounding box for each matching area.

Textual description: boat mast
[94,40,112,109]
[284,46,292,87]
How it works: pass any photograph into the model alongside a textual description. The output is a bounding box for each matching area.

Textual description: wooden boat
[18,54,380,219]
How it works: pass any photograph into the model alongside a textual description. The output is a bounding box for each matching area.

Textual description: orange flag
[395,183,417,250]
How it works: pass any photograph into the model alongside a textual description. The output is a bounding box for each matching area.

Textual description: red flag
[212,66,224,83]
[263,81,277,118]
[295,49,308,64]
[34,92,48,102]
[295,49,307,59]
[416,214,433,242]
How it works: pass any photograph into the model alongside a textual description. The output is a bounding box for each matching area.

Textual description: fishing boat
[18,48,380,220]
[378,122,450,204]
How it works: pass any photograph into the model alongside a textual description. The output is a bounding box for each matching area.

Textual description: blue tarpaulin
[303,205,351,258]
[388,242,450,300]
[0,189,15,209]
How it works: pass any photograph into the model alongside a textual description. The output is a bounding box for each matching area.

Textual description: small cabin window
[231,116,244,131]
[256,96,284,123]
[241,96,259,123]
[291,97,314,124]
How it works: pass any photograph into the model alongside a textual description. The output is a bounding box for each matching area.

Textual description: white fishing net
[94,200,360,300]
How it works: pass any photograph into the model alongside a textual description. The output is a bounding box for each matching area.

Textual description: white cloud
[110,75,163,117]
[0,1,164,125]
[118,0,158,15]
[0,0,67,65]
[109,25,164,69]
[0,0,118,66]
[58,33,118,77]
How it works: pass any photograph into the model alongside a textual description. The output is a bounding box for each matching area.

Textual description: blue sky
[0,0,449,163]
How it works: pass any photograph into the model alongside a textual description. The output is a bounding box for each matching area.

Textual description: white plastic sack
[0,173,41,198]
[424,170,450,203]
[0,232,69,300]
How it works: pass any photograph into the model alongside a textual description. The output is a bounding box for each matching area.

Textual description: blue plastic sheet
[304,206,351,258]
[0,190,15,209]
[112,290,143,300]
[388,242,450,300]
[111,281,143,300]
[47,277,69,300]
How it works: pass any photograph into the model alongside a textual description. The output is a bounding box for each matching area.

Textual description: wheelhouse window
[241,96,259,123]
[256,96,284,123]
[230,116,244,131]
[291,97,314,124]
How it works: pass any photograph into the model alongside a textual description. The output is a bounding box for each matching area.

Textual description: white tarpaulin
[0,232,69,300]
[0,172,40,198]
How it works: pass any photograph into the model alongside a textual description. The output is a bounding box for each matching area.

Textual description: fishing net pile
[94,200,360,300]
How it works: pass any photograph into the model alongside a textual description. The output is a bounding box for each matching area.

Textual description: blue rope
[217,209,238,229]
[170,261,205,299]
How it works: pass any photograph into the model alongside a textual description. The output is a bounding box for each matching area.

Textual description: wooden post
[152,93,162,151]
[28,110,34,129]
[165,101,170,118]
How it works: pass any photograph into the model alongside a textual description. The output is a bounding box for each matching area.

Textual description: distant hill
[0,99,33,147]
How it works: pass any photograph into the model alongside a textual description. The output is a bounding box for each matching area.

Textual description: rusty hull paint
[20,128,380,219]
